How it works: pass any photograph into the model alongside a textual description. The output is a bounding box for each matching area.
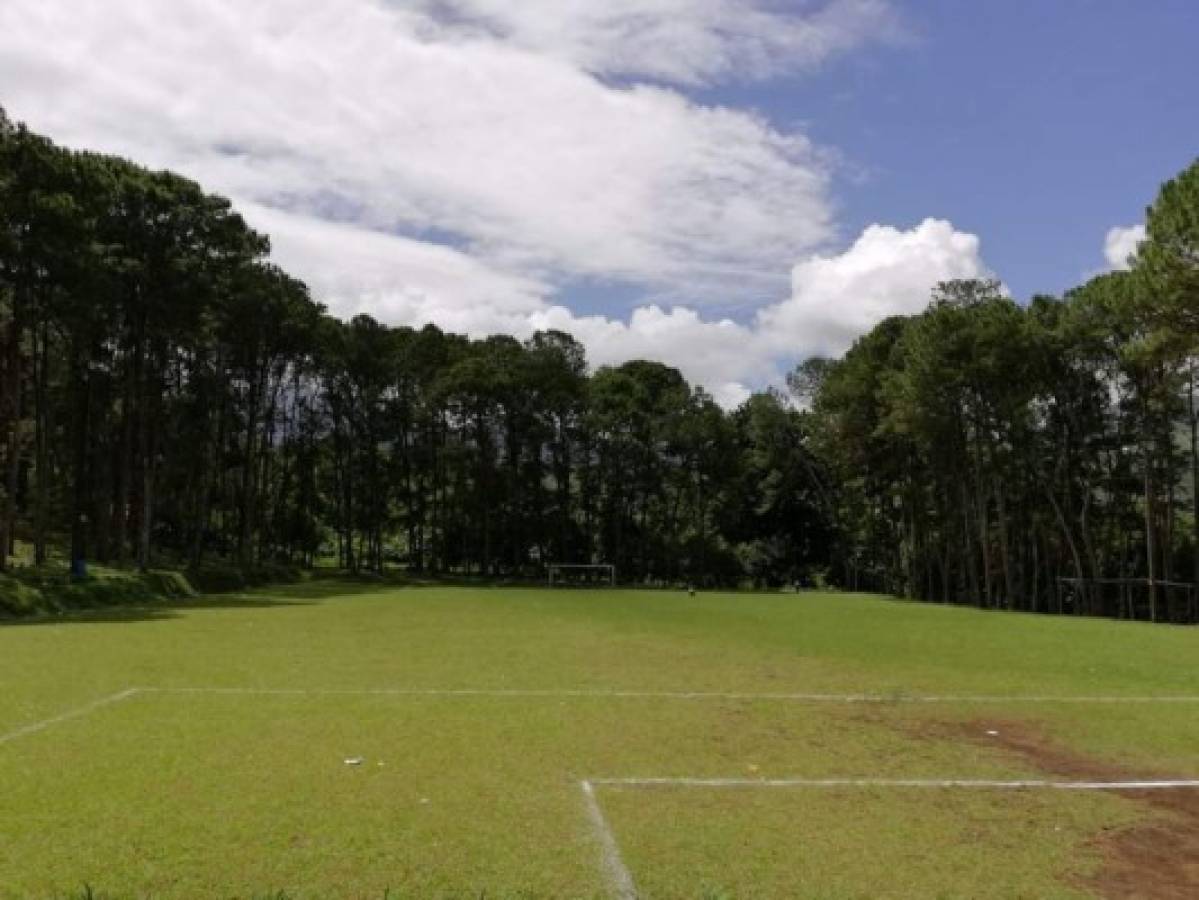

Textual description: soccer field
[2,582,1198,898]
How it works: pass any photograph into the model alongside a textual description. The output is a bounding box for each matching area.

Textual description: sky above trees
[2,0,1195,404]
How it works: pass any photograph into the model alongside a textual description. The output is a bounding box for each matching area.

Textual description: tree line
[0,110,827,587]
[2,107,1197,620]
[804,161,1199,621]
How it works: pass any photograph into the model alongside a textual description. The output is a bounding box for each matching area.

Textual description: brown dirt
[934,718,1199,899]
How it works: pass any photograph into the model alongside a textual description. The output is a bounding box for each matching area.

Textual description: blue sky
[703,0,1199,301]
[2,0,1195,403]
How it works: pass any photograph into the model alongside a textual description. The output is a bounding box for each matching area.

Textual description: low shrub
[0,561,301,618]
[0,573,50,616]
[185,562,302,594]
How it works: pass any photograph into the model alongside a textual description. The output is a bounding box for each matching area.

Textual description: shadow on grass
[241,573,554,599]
[0,593,315,627]
[61,889,528,900]
[245,578,408,600]
[0,572,474,627]
[0,570,603,628]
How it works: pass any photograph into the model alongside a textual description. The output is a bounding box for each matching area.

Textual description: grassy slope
[0,585,1197,897]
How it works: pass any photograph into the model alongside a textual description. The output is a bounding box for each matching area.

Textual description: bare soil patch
[939,717,1199,899]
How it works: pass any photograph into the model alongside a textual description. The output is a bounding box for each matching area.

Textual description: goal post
[547,563,616,587]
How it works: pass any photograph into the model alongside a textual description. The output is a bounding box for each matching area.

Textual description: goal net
[547,563,616,587]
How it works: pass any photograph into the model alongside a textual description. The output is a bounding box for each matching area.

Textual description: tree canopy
[804,173,1199,621]
[1,108,1197,620]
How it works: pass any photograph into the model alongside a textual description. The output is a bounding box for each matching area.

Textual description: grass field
[2,582,1199,898]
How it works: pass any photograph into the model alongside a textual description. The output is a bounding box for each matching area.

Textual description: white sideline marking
[0,688,140,746]
[134,686,1199,703]
[580,780,638,900]
[588,777,1199,790]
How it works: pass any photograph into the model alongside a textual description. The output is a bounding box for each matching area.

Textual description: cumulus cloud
[0,0,852,295]
[758,218,991,358]
[243,203,767,400]
[532,304,764,408]
[553,218,992,399]
[1,0,981,406]
[247,206,990,405]
[1104,224,1146,271]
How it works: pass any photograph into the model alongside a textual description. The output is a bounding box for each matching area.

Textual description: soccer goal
[547,563,616,587]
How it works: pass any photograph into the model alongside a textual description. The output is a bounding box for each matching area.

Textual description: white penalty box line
[579,775,1199,900]
[6,686,1199,900]
[585,776,1199,791]
[147,685,1199,900]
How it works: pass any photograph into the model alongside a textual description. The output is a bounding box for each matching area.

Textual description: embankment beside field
[0,563,302,618]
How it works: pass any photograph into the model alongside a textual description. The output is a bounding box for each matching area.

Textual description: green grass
[2,584,1198,897]
[0,558,301,617]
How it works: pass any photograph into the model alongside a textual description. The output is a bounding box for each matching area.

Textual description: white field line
[0,688,140,747]
[133,686,1199,703]
[588,776,1199,790]
[7,687,1197,899]
[580,775,1199,896]
[579,780,638,900]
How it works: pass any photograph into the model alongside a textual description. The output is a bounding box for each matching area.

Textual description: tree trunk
[995,478,1015,609]
[1143,436,1158,623]
[238,362,263,567]
[960,482,979,605]
[114,329,141,565]
[137,359,157,573]
[69,349,92,577]
[1190,362,1199,600]
[32,319,49,566]
[0,283,23,570]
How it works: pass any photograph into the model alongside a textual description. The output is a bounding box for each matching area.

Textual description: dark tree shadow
[0,572,558,627]
[0,593,314,627]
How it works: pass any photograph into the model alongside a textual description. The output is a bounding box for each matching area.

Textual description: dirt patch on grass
[939,718,1199,899]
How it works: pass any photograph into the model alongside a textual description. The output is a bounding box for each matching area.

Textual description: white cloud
[1104,224,1145,271]
[564,218,991,399]
[758,218,991,358]
[247,207,989,406]
[244,203,768,397]
[1,0,981,406]
[532,304,765,406]
[0,0,856,297]
[412,0,900,86]
[242,202,551,337]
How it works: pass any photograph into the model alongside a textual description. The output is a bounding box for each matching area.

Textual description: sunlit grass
[2,584,1197,896]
